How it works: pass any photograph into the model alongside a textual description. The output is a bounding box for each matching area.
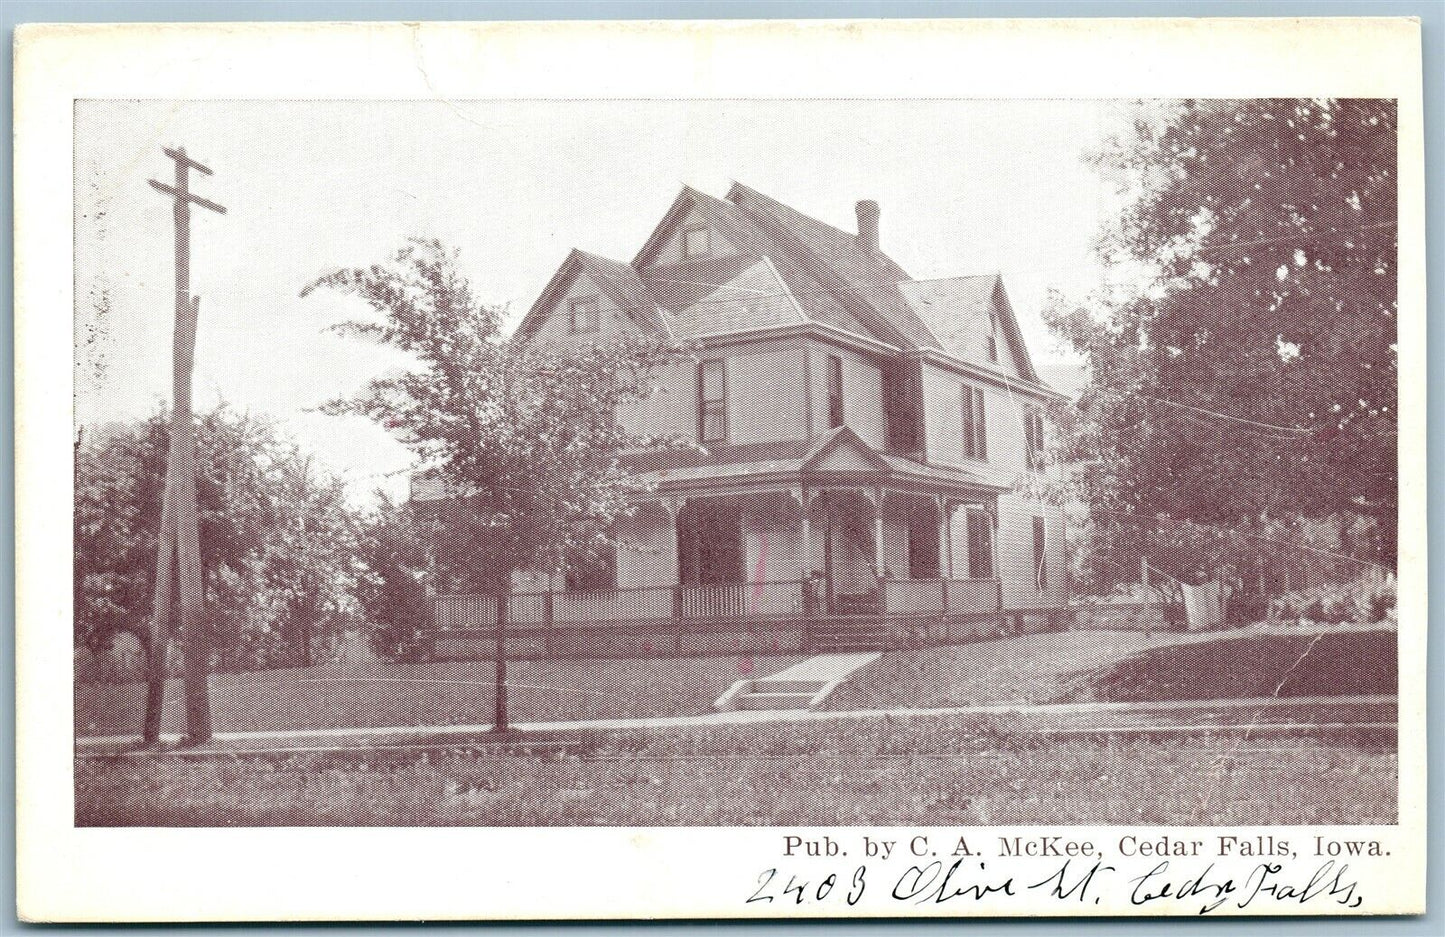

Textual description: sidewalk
[77,693,1395,757]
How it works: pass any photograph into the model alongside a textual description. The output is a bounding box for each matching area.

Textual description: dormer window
[569,297,599,334]
[682,226,710,259]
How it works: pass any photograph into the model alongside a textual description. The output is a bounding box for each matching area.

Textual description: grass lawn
[76,714,1396,826]
[826,627,1396,711]
[75,653,803,737]
[1057,629,1397,703]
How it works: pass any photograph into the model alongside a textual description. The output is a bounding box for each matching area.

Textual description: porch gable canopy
[628,426,1007,499]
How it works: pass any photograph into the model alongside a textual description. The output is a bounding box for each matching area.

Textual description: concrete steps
[714,652,882,712]
[737,692,817,711]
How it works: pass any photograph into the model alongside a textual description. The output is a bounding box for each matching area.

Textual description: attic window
[986,310,1000,362]
[569,297,599,334]
[682,226,710,259]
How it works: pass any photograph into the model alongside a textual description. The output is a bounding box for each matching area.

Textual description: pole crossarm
[146,178,228,214]
[162,146,214,176]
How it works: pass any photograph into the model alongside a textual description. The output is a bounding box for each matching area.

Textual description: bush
[1270,578,1395,625]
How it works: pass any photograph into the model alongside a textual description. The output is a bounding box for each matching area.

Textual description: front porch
[432,483,1066,656]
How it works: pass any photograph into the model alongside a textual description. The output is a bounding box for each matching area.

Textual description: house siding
[614,360,696,441]
[639,204,739,267]
[527,269,641,348]
[997,493,1067,609]
[726,342,811,445]
[920,359,1047,474]
[807,340,888,449]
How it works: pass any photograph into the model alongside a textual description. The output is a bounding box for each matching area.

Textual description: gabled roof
[635,186,886,342]
[799,425,892,473]
[514,248,669,342]
[725,183,945,352]
[516,183,1048,392]
[640,254,805,339]
[898,273,1042,383]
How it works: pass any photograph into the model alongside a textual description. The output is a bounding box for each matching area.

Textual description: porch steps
[715,653,881,713]
[808,621,896,652]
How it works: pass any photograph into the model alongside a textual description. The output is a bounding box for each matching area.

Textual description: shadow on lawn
[1051,629,1397,704]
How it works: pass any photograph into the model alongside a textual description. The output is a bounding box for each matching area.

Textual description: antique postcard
[15,16,1426,921]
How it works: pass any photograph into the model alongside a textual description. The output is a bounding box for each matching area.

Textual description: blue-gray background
[5,1,1439,932]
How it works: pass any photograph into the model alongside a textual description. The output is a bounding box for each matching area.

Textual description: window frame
[986,309,1000,363]
[827,354,845,429]
[1025,408,1046,471]
[697,358,728,444]
[682,226,711,259]
[568,296,600,335]
[961,384,987,461]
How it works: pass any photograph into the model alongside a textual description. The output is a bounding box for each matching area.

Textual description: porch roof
[625,427,1009,496]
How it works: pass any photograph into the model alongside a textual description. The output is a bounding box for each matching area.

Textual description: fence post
[493,591,509,733]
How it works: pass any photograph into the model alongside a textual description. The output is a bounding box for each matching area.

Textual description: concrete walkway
[76,693,1395,756]
[714,652,880,712]
[766,652,881,683]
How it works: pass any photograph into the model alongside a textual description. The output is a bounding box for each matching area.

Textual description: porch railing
[434,576,1003,631]
[880,577,1004,616]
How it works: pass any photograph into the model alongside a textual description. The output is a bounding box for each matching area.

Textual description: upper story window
[569,297,600,334]
[698,358,727,443]
[961,385,987,461]
[827,355,845,428]
[682,226,711,259]
[1024,407,1046,471]
[986,310,1000,363]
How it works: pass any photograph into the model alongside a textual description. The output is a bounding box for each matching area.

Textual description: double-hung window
[961,385,987,461]
[1024,407,1046,471]
[698,359,727,443]
[827,355,845,428]
[569,297,599,334]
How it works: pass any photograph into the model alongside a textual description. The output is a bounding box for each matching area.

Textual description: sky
[75,98,1135,501]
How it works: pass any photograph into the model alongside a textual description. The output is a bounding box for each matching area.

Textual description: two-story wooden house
[428,183,1068,645]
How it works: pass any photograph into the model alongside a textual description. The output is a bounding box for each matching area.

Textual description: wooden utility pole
[142,147,226,745]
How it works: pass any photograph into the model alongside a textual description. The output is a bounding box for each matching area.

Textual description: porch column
[991,507,1002,605]
[663,497,682,586]
[938,496,953,580]
[873,487,886,578]
[797,488,812,576]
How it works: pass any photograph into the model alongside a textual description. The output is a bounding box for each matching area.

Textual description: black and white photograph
[16,16,1428,921]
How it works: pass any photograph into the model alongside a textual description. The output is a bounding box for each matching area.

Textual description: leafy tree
[304,239,692,726]
[355,496,434,663]
[1050,98,1397,588]
[74,404,362,671]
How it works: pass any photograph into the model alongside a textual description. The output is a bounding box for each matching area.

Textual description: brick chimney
[855,199,880,253]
